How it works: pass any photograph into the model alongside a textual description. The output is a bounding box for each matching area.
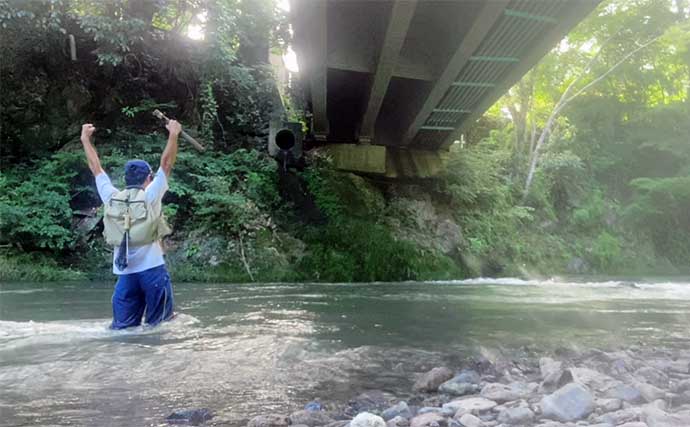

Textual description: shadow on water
[1,278,690,426]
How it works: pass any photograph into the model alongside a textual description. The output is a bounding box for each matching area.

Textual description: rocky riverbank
[221,346,690,427]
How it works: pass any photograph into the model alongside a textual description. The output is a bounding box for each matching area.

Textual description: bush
[0,152,82,250]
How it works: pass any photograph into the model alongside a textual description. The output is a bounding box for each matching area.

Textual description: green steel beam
[469,55,520,62]
[450,81,496,88]
[432,108,471,114]
[504,9,558,24]
[420,125,455,131]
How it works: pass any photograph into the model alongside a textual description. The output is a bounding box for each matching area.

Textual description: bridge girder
[290,0,600,175]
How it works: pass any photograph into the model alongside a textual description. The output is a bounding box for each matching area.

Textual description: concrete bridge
[288,0,600,177]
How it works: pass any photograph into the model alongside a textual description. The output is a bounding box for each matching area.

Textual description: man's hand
[81,123,96,141]
[80,123,103,176]
[166,120,182,138]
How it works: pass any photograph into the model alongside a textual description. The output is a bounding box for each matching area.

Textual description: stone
[642,406,690,427]
[305,400,324,411]
[479,384,520,403]
[671,378,690,394]
[540,383,594,422]
[348,391,392,415]
[420,395,449,408]
[606,383,645,404]
[570,368,614,392]
[167,408,214,426]
[414,367,455,392]
[612,358,632,376]
[417,408,445,415]
[667,360,690,374]
[438,378,480,397]
[387,416,410,427]
[445,398,497,415]
[351,412,387,427]
[541,368,574,393]
[455,370,481,384]
[634,367,669,388]
[496,407,534,425]
[409,412,447,427]
[382,402,412,421]
[457,413,483,427]
[247,415,290,427]
[595,398,622,412]
[595,408,642,426]
[634,381,666,402]
[289,410,335,427]
[539,358,562,379]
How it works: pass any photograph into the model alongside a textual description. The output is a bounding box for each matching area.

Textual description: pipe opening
[275,129,296,150]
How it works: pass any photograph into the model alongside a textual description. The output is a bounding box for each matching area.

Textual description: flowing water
[1,278,690,426]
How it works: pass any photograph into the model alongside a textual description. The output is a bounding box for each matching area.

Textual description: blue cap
[124,160,153,186]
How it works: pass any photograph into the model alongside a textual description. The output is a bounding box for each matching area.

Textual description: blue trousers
[111,264,174,329]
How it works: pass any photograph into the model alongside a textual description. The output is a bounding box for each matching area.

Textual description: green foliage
[0,251,86,282]
[0,152,82,250]
[298,220,421,282]
[199,80,219,142]
[179,149,279,237]
[571,190,607,230]
[121,100,177,119]
[590,231,622,270]
[624,176,690,263]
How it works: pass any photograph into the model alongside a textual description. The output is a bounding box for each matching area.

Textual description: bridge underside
[290,0,599,176]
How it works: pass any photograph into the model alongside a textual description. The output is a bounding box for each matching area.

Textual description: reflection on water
[1,278,690,426]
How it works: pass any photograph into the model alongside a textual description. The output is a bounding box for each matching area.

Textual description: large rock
[643,406,690,427]
[413,367,455,392]
[606,383,645,404]
[634,381,666,402]
[386,416,410,427]
[438,377,479,397]
[248,415,290,427]
[409,412,447,427]
[289,410,335,427]
[479,382,532,403]
[539,358,562,379]
[445,398,497,416]
[540,383,594,422]
[595,397,622,412]
[456,413,482,427]
[496,407,534,425]
[382,402,412,421]
[351,412,386,427]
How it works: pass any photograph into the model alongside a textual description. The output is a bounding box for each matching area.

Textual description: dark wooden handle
[152,109,206,152]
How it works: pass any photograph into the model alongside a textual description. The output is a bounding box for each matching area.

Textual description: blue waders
[111,264,174,329]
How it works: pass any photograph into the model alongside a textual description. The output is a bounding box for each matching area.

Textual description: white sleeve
[95,172,118,204]
[145,168,169,205]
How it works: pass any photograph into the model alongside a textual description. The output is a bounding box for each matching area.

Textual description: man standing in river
[80,121,181,329]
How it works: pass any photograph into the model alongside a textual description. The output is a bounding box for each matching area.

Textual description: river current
[1,278,689,426]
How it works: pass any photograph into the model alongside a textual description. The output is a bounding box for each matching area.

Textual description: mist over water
[1,278,690,426]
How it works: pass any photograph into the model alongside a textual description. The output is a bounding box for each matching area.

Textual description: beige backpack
[102,188,171,246]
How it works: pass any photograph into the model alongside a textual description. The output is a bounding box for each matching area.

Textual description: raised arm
[80,124,104,176]
[160,120,182,176]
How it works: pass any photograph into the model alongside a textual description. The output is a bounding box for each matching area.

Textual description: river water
[1,278,690,426]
